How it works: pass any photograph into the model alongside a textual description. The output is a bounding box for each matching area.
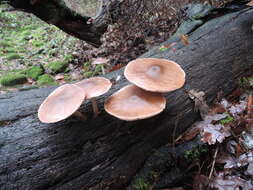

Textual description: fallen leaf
[210,172,246,190]
[180,34,189,46]
[192,174,209,190]
[201,124,231,145]
[108,64,124,72]
[188,90,209,119]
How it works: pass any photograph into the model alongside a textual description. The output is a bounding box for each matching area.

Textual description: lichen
[37,74,57,86]
[0,73,27,86]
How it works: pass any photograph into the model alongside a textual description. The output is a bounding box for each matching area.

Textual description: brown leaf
[108,64,124,72]
[210,172,246,190]
[180,34,189,46]
[193,174,209,190]
[201,124,231,145]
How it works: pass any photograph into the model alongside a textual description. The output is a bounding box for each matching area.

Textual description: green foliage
[184,145,208,161]
[6,53,22,60]
[133,178,150,190]
[219,113,234,125]
[26,66,44,80]
[0,73,27,86]
[37,74,57,86]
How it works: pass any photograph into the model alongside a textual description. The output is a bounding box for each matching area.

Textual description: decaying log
[7,0,122,47]
[1,7,253,190]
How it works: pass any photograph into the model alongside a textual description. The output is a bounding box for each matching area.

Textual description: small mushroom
[75,77,112,117]
[38,84,86,123]
[104,84,166,121]
[124,58,185,93]
[91,58,109,75]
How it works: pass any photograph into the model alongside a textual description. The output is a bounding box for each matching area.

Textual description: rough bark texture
[1,7,253,190]
[6,0,121,47]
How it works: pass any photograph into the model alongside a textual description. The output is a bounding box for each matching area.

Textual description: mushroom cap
[124,58,185,93]
[38,84,85,123]
[75,77,112,99]
[104,85,166,121]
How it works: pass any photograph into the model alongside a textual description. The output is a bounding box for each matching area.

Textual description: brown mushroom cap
[75,77,112,99]
[124,58,185,93]
[38,84,85,123]
[104,85,166,121]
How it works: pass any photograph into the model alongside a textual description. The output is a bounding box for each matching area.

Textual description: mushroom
[38,84,86,123]
[104,84,166,121]
[75,77,112,117]
[124,58,185,93]
[91,58,109,75]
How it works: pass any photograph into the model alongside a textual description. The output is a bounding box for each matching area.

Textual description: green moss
[37,74,57,86]
[184,145,208,161]
[26,66,44,80]
[133,178,150,190]
[219,113,234,125]
[0,73,27,86]
[64,54,74,62]
[6,53,22,60]
[47,60,69,73]
[83,71,94,78]
[5,48,17,53]
[0,40,11,48]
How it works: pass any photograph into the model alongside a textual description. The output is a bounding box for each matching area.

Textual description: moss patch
[26,66,44,80]
[37,74,57,86]
[0,73,27,86]
[47,60,69,73]
[6,53,22,60]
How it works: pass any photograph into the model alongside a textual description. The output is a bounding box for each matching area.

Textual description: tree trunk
[6,0,121,47]
[1,8,253,190]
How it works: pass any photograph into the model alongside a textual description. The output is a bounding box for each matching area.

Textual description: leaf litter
[176,87,253,189]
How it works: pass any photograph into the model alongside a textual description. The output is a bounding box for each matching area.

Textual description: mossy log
[7,0,121,47]
[1,8,253,190]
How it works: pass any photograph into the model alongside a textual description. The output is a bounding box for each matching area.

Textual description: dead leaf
[188,90,209,119]
[180,34,189,46]
[210,172,245,190]
[192,174,209,190]
[201,124,231,145]
[108,64,124,72]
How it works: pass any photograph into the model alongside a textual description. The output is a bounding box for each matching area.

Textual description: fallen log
[1,7,253,190]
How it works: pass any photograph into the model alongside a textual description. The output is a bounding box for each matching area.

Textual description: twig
[209,146,218,179]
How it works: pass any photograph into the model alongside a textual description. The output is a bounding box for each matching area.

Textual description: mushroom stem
[91,97,99,117]
[73,111,86,121]
[101,65,106,75]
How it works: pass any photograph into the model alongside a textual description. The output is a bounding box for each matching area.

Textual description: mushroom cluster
[38,58,185,123]
[38,77,112,123]
[104,58,185,121]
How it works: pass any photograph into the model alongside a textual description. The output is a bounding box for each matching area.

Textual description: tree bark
[6,0,121,47]
[1,8,253,190]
